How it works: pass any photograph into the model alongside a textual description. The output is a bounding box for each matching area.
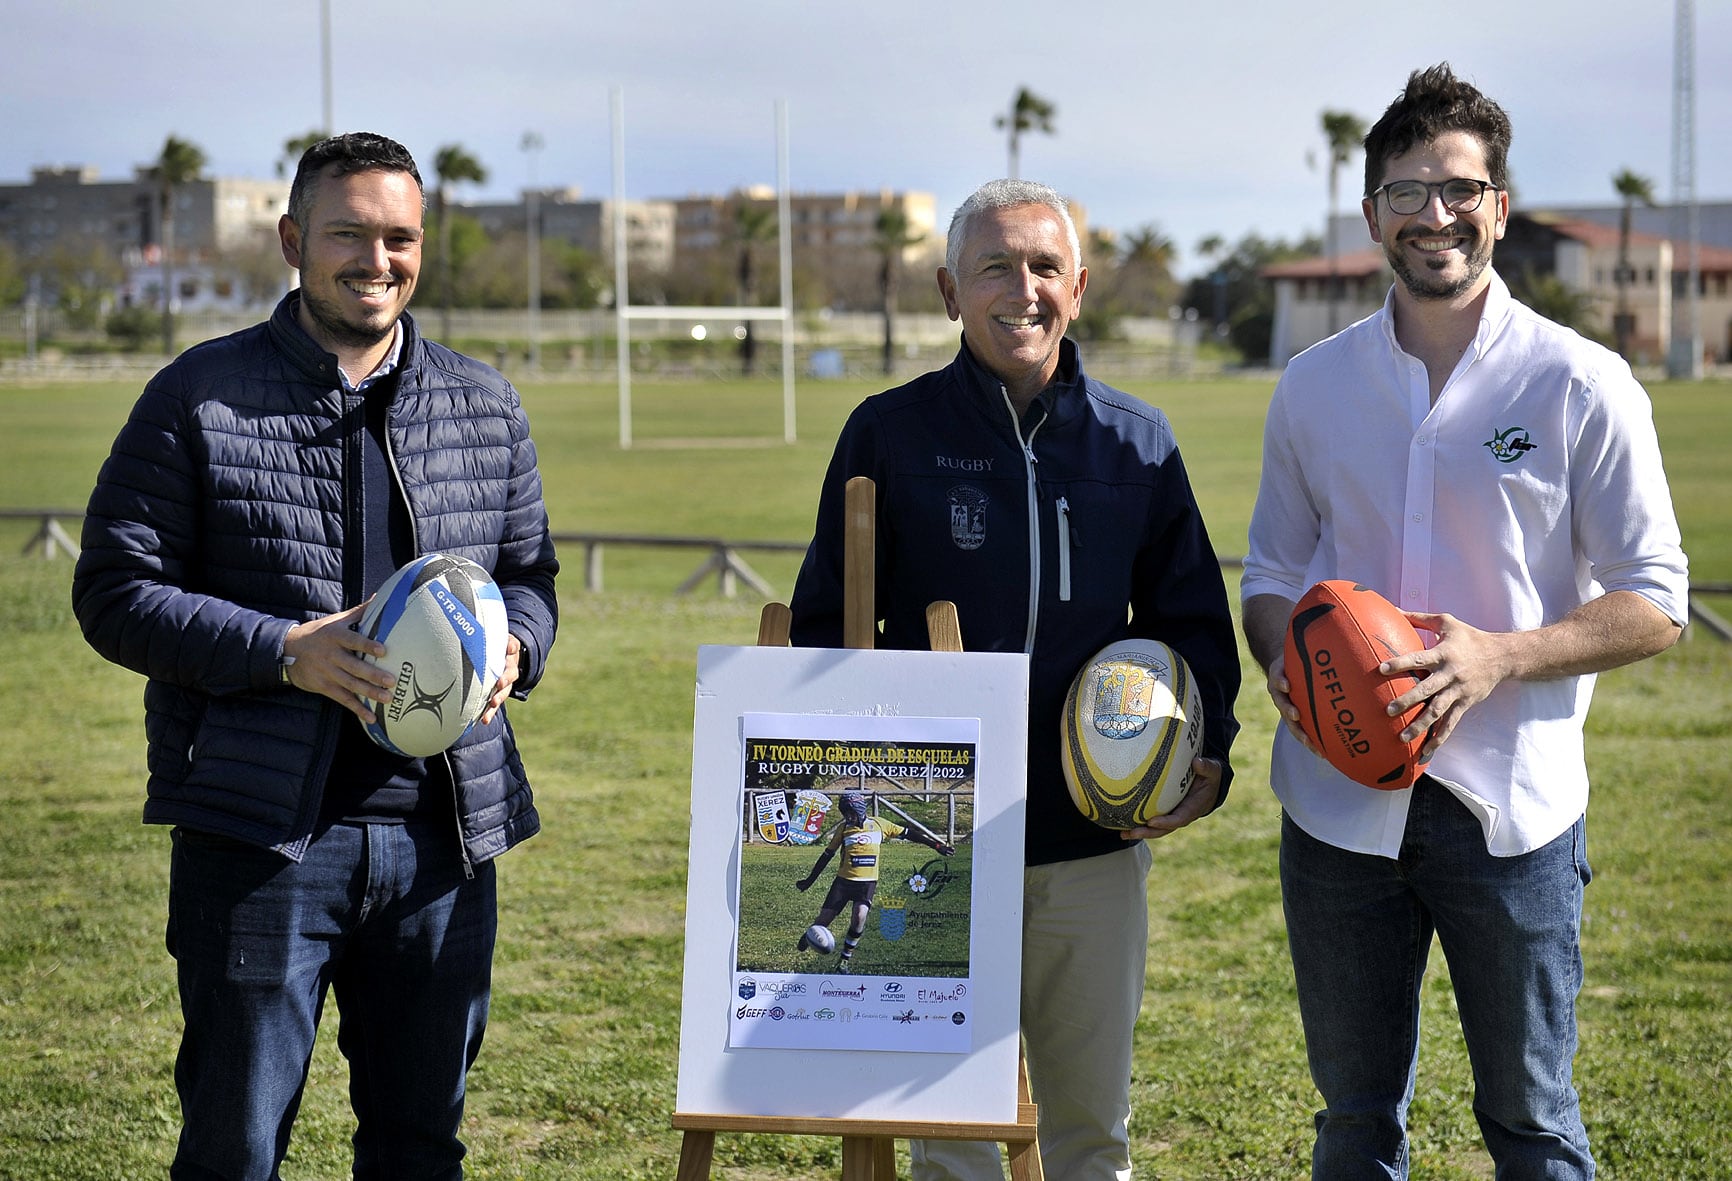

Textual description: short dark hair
[1362,63,1512,197]
[286,132,424,229]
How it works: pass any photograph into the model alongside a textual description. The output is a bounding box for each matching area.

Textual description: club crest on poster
[787,789,832,845]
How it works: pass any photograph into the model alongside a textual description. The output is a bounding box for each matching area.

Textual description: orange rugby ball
[1282,580,1430,790]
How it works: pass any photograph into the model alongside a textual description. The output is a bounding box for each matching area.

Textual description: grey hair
[944,178,1082,275]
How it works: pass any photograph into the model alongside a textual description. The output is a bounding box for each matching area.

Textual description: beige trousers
[911,841,1152,1181]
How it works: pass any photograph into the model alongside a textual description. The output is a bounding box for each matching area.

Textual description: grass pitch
[0,372,1727,1179]
[737,839,973,979]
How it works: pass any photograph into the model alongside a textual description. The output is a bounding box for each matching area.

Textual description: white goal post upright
[610,89,798,450]
[611,87,632,448]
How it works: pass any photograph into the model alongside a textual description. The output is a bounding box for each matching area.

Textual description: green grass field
[737,839,973,979]
[0,373,1728,1179]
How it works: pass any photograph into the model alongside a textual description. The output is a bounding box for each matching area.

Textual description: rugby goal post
[611,88,797,449]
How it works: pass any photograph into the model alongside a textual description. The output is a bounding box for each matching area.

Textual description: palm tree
[733,203,777,376]
[873,207,926,376]
[434,144,488,339]
[147,135,207,356]
[1611,168,1656,360]
[1113,224,1178,316]
[1196,233,1228,332]
[1319,109,1367,335]
[276,130,327,178]
[996,88,1056,181]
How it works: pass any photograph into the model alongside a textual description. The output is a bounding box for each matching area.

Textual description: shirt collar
[1379,267,1514,367]
[340,321,405,393]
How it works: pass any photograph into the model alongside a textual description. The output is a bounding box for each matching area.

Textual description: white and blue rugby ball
[357,554,508,757]
[1060,638,1204,829]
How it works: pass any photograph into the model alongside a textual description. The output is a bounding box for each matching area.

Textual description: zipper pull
[1057,496,1080,547]
[1055,496,1073,602]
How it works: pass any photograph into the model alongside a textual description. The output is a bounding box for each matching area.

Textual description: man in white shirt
[1240,63,1688,1179]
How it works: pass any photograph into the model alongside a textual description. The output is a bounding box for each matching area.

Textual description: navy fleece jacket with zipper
[789,337,1240,866]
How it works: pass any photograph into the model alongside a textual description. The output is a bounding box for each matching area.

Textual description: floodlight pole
[522,131,544,371]
[777,100,796,444]
[319,0,333,133]
[1668,0,1702,379]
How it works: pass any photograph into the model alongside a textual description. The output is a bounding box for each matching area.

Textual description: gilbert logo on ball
[356,553,508,757]
[1061,638,1204,829]
[1282,580,1429,790]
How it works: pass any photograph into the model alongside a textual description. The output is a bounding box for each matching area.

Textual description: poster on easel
[678,643,1029,1124]
[733,710,978,1054]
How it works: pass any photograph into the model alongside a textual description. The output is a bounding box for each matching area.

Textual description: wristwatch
[277,654,297,686]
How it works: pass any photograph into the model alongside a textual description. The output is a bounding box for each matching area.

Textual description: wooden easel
[672,477,1043,1180]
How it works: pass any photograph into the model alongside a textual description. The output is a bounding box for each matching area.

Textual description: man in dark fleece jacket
[790,178,1240,1181]
[72,133,558,1181]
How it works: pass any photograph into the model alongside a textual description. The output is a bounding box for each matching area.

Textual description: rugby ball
[1060,638,1204,829]
[804,924,836,954]
[1282,580,1429,790]
[356,554,508,757]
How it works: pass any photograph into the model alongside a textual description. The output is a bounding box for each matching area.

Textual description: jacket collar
[951,334,1086,431]
[267,291,422,388]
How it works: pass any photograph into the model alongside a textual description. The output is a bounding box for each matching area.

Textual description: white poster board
[677,644,1030,1123]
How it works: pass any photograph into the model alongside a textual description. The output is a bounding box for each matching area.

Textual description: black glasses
[1371,178,1502,215]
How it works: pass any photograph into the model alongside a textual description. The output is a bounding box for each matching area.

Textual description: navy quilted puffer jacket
[72,294,560,866]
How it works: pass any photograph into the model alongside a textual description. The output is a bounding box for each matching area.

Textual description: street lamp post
[521,131,544,371]
[319,0,333,133]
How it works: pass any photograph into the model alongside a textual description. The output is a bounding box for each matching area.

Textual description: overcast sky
[5,1,1725,276]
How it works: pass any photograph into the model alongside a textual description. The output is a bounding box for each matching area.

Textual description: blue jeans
[1280,777,1595,1180]
[166,822,497,1181]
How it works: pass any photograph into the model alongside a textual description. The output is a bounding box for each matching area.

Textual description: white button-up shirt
[1242,271,1689,857]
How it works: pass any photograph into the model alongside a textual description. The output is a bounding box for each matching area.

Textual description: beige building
[464,189,677,272]
[457,185,944,308]
[670,187,941,309]
[1262,247,1389,366]
[1531,215,1732,367]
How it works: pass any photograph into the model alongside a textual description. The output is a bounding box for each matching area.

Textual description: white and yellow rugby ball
[1060,638,1204,829]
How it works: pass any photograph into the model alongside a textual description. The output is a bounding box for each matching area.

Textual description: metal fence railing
[10,508,1729,639]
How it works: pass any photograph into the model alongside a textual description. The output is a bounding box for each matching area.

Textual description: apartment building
[670,186,941,308]
[0,165,287,264]
[463,188,678,272]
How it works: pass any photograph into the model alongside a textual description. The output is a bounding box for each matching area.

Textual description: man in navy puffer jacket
[72,133,558,1181]
[791,179,1240,1181]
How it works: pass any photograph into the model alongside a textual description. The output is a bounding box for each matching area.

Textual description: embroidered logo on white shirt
[1483,426,1539,464]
